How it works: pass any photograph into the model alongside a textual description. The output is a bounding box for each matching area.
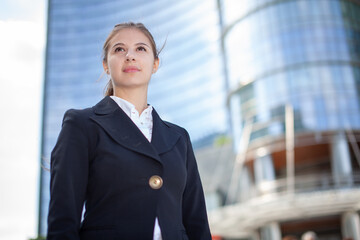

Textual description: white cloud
[0,0,45,23]
[0,19,45,240]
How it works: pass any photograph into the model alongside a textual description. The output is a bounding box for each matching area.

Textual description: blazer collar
[90,96,180,163]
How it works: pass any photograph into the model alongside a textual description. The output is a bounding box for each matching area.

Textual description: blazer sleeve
[47,109,90,240]
[182,130,212,240]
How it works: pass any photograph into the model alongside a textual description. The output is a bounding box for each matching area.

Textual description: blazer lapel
[151,109,181,155]
[90,97,161,163]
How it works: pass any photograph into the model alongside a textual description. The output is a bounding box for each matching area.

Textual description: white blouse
[110,96,162,240]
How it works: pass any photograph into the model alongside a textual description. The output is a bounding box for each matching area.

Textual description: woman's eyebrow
[136,42,150,48]
[112,42,125,48]
[112,42,150,48]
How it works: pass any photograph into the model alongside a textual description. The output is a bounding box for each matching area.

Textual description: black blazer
[47,96,211,240]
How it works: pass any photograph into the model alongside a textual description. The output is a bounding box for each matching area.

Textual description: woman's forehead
[110,28,151,46]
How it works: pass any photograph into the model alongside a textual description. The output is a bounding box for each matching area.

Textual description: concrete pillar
[250,231,260,240]
[342,212,360,240]
[238,166,253,202]
[260,222,281,240]
[330,131,353,186]
[254,153,276,194]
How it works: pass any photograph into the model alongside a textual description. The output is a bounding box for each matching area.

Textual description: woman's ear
[152,58,160,73]
[103,61,109,74]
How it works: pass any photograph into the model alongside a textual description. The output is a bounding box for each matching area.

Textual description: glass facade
[224,0,360,149]
[39,0,360,238]
[210,0,360,239]
[39,0,227,235]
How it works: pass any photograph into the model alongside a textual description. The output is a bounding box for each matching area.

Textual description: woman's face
[103,28,159,91]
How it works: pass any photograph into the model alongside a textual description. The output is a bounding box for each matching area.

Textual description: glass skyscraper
[39,0,227,236]
[209,0,360,239]
[39,0,360,239]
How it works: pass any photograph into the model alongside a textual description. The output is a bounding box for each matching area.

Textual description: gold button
[149,175,163,190]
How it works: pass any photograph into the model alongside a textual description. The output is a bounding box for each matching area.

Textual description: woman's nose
[126,50,135,61]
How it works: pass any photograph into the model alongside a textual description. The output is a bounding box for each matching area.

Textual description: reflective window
[226,0,360,145]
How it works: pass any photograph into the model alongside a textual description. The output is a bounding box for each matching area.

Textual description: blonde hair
[102,22,160,96]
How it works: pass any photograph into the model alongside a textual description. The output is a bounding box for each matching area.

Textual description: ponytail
[104,79,114,96]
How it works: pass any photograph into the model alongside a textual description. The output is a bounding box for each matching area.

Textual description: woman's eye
[137,46,146,51]
[115,47,125,52]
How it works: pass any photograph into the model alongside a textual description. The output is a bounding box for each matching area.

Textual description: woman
[47,22,212,240]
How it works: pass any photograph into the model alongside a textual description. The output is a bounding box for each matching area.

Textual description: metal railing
[237,172,360,204]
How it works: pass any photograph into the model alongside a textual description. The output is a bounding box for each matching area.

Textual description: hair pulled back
[102,22,160,96]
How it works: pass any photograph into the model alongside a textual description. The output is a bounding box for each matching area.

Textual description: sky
[0,0,46,239]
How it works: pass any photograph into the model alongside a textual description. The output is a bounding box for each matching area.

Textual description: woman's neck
[113,87,148,114]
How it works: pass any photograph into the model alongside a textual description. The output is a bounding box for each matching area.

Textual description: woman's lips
[123,66,140,73]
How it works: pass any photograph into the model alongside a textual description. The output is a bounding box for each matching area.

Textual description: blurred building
[39,0,360,239]
[208,0,360,240]
[38,0,228,236]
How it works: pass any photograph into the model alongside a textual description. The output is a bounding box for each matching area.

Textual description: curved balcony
[209,173,360,238]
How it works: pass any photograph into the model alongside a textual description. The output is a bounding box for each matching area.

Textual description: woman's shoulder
[62,97,111,121]
[162,120,183,131]
[60,107,97,131]
[63,107,93,120]
[162,120,191,140]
